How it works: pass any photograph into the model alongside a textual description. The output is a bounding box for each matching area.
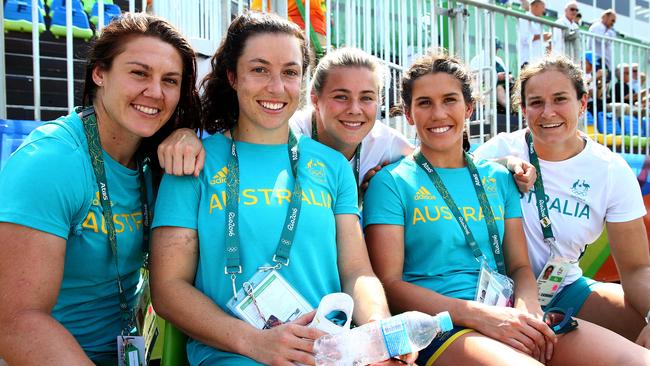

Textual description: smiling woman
[290,47,413,194]
[0,13,201,365]
[475,55,650,352]
[364,51,650,366]
[149,11,411,366]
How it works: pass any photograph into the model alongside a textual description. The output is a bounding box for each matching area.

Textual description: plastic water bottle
[314,311,453,366]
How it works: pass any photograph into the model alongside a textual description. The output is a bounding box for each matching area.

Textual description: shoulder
[289,109,313,137]
[472,157,511,177]
[366,121,411,145]
[9,112,89,169]
[299,135,347,164]
[474,130,527,159]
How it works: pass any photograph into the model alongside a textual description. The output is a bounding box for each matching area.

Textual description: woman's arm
[335,215,417,365]
[0,223,94,365]
[606,218,650,348]
[335,214,391,324]
[365,223,554,360]
[150,226,323,365]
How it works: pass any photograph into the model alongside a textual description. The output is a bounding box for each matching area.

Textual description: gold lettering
[259,189,273,205]
[131,212,142,231]
[82,212,98,233]
[463,206,477,222]
[242,189,258,206]
[210,193,223,213]
[302,191,312,205]
[424,206,441,221]
[412,208,426,225]
[113,214,125,233]
[276,189,291,205]
[309,189,323,207]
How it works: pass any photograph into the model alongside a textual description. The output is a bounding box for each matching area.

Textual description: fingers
[194,148,206,177]
[292,310,317,326]
[545,335,554,361]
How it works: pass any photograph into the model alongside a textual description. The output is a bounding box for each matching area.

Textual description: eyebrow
[329,88,376,94]
[248,58,300,68]
[528,91,569,100]
[125,61,182,76]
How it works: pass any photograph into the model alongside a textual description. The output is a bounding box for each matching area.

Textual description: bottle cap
[436,311,453,332]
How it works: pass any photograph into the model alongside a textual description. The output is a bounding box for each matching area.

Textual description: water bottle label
[380,318,412,358]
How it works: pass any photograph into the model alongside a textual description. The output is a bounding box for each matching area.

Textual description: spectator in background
[614,63,635,103]
[575,12,583,26]
[552,2,579,61]
[518,0,551,68]
[469,38,512,113]
[589,9,617,70]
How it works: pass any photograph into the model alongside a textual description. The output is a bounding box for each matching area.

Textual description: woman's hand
[470,303,555,362]
[505,156,536,193]
[157,128,205,176]
[247,311,326,366]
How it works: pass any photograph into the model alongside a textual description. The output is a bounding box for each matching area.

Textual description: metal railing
[2,0,650,154]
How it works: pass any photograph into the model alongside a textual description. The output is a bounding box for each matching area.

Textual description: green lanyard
[80,107,151,335]
[224,129,303,300]
[311,114,362,205]
[525,131,556,246]
[413,149,506,275]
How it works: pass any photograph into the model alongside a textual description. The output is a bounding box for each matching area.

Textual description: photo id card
[227,268,313,329]
[117,335,145,366]
[537,258,571,306]
[476,260,514,307]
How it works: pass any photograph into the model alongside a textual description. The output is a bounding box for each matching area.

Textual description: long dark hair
[200,11,311,134]
[81,12,202,171]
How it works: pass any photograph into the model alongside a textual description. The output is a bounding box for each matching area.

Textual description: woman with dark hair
[364,51,650,365]
[475,55,650,349]
[150,11,407,366]
[0,13,201,364]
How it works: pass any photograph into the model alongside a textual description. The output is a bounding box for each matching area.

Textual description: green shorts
[543,276,602,313]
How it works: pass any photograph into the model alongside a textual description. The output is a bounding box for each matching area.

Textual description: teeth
[429,126,451,133]
[133,104,159,115]
[260,101,284,110]
[541,123,562,128]
[341,121,362,127]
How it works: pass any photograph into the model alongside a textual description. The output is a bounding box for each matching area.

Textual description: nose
[143,79,163,99]
[541,101,557,119]
[266,73,284,94]
[347,99,362,115]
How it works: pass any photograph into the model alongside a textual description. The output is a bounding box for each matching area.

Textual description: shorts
[543,276,602,313]
[416,327,474,366]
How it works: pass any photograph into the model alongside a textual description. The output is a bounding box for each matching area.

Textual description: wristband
[645,309,650,324]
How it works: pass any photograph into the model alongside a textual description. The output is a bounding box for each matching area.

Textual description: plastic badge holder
[309,292,354,335]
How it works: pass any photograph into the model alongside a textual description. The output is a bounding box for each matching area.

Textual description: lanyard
[525,131,556,244]
[413,149,506,275]
[311,114,362,205]
[80,107,151,334]
[224,129,303,300]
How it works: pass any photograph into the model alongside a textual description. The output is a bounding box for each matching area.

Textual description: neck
[232,123,289,144]
[532,133,585,162]
[92,101,141,169]
[419,145,465,168]
[313,112,358,160]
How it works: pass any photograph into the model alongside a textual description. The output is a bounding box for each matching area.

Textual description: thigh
[425,329,542,366]
[550,317,650,365]
[577,282,645,341]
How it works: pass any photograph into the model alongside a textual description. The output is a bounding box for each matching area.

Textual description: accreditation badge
[475,259,515,307]
[537,257,571,306]
[226,267,313,329]
[117,335,146,366]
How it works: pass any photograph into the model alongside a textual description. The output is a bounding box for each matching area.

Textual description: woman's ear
[405,108,415,126]
[464,103,474,119]
[311,93,320,112]
[227,70,237,90]
[92,65,105,87]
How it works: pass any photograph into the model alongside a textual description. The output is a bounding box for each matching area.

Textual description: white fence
[3,0,650,153]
